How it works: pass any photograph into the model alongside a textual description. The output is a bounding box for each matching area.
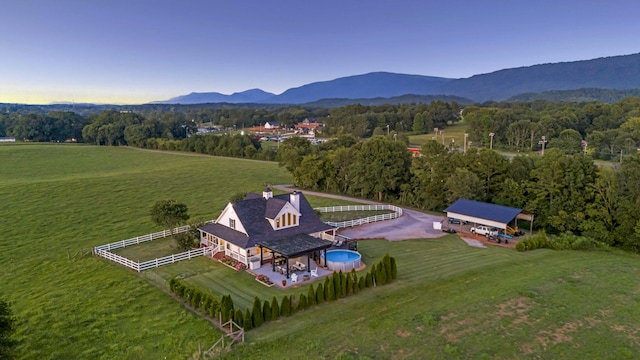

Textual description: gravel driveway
[274,185,447,241]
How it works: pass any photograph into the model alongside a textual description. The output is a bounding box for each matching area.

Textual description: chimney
[290,191,300,211]
[263,187,273,200]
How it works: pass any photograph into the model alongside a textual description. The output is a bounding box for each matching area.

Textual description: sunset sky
[1,0,638,104]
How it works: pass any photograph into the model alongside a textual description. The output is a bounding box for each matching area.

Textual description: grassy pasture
[2,144,640,359]
[0,144,293,359]
[408,122,469,149]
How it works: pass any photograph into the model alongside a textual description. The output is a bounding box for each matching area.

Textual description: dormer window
[229,219,236,229]
[276,218,280,228]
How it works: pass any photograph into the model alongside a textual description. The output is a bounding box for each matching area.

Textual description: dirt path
[274,185,446,241]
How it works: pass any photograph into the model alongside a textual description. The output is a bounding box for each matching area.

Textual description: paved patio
[249,255,334,288]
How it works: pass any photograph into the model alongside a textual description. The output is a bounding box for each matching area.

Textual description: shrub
[234,309,244,328]
[243,309,253,330]
[333,272,341,298]
[252,297,264,328]
[307,284,317,306]
[365,272,372,288]
[390,256,398,280]
[383,253,392,279]
[280,296,291,316]
[298,294,308,311]
[340,271,347,297]
[377,263,387,285]
[316,283,325,304]
[358,276,366,291]
[270,296,280,319]
[346,273,354,296]
[262,300,272,322]
[325,278,335,301]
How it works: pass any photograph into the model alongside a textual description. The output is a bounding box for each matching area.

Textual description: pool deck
[248,253,367,289]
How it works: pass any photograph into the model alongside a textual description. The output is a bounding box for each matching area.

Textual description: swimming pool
[322,249,362,272]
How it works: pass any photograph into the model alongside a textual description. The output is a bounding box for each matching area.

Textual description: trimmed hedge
[168,254,399,333]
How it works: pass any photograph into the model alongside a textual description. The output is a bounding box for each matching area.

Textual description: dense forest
[3,98,640,251]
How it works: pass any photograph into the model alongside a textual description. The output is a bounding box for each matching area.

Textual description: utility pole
[538,136,547,155]
[489,132,495,150]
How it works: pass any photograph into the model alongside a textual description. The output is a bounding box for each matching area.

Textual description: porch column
[307,255,310,273]
[323,248,327,268]
[272,252,276,272]
[286,257,290,279]
[259,246,264,265]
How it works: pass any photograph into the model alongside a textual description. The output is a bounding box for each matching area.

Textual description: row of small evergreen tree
[168,253,397,331]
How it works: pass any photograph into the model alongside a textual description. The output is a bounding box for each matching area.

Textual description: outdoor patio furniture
[295,261,306,271]
[291,273,298,283]
[303,274,310,281]
[310,268,318,277]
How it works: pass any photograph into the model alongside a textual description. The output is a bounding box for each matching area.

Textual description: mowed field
[2,144,640,359]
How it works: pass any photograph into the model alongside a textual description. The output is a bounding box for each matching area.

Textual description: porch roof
[258,234,332,258]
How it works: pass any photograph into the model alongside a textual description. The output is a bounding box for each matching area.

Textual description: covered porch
[250,254,334,288]
[257,234,333,280]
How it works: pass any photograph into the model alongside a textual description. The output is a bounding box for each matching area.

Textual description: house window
[293,215,297,225]
[229,219,236,229]
[276,218,280,228]
[287,213,291,226]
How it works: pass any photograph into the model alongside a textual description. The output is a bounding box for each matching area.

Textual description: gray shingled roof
[444,199,522,225]
[264,198,287,219]
[200,192,334,249]
[258,233,332,258]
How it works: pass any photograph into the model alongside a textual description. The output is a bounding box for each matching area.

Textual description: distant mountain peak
[155,52,640,105]
[158,88,275,104]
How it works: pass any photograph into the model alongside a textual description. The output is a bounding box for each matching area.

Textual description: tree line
[282,135,640,252]
[461,97,640,160]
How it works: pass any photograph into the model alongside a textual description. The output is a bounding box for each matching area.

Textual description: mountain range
[157,53,640,105]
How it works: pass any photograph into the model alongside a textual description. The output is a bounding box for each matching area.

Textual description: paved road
[274,185,446,241]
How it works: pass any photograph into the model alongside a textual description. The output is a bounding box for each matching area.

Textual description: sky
[1,0,639,104]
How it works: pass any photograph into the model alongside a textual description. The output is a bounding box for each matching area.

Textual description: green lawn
[221,239,640,359]
[0,144,292,359]
[111,236,184,262]
[3,144,640,359]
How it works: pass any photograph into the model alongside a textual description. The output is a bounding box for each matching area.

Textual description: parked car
[470,225,499,237]
[448,218,468,225]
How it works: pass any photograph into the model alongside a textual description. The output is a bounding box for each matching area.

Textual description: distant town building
[264,121,280,129]
[0,137,16,142]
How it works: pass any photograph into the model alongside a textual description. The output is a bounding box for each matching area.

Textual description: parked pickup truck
[470,225,499,237]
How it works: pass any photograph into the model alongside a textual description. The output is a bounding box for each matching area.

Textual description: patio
[249,255,334,288]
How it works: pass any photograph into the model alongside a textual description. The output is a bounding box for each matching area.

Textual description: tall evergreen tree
[316,283,325,304]
[270,296,280,320]
[263,300,272,322]
[252,297,264,328]
[307,283,317,306]
[243,309,253,330]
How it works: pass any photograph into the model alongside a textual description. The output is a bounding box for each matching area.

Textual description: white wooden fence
[314,204,403,229]
[93,224,196,252]
[93,221,217,272]
[95,245,219,272]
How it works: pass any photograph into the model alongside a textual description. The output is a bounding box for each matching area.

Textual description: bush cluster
[169,253,398,332]
[169,277,224,319]
[516,231,610,252]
